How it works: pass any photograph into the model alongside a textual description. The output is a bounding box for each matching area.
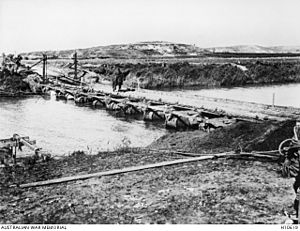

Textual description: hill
[207,45,300,54]
[22,41,208,59]
[21,42,300,60]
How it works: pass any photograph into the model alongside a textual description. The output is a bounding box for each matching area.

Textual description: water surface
[172,82,300,108]
[0,96,166,156]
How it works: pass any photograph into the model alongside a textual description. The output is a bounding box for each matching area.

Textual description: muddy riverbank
[0,120,297,224]
[86,59,300,89]
[21,55,300,90]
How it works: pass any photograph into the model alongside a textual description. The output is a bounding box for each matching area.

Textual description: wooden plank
[239,152,279,159]
[148,149,234,157]
[172,105,192,111]
[199,110,223,118]
[19,138,38,152]
[147,105,167,112]
[109,98,125,103]
[172,110,199,117]
[19,152,236,188]
[149,101,165,106]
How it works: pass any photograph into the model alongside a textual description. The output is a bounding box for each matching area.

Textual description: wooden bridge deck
[117,87,300,121]
[41,82,300,131]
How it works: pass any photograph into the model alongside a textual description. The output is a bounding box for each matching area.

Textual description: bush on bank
[89,60,300,89]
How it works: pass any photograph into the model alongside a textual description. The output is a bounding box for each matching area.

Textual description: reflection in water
[0,96,166,155]
[172,82,300,108]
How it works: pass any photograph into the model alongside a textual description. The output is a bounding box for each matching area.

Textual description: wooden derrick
[0,136,34,149]
[0,134,50,167]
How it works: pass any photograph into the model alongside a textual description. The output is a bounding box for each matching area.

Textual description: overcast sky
[0,0,300,53]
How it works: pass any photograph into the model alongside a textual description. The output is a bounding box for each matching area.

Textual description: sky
[0,0,300,53]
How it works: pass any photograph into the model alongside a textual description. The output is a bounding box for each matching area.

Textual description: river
[175,82,300,108]
[0,96,166,156]
[2,82,300,157]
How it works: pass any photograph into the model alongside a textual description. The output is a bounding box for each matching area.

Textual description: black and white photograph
[1,0,300,227]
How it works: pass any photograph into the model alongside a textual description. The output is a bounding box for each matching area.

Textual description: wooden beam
[149,149,234,157]
[239,152,279,159]
[0,137,36,148]
[13,134,39,152]
[19,138,39,152]
[0,136,30,142]
[19,152,236,188]
[0,140,36,149]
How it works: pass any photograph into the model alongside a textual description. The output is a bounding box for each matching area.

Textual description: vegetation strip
[18,152,236,188]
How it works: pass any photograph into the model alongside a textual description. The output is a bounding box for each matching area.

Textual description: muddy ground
[0,120,298,224]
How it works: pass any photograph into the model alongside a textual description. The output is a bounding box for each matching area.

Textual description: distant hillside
[207,45,300,54]
[22,41,209,59]
[21,42,300,59]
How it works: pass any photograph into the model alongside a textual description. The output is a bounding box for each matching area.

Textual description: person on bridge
[112,68,124,92]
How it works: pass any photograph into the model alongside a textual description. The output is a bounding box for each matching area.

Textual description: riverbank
[86,59,300,89]
[0,120,296,224]
[0,54,44,96]
[22,55,300,90]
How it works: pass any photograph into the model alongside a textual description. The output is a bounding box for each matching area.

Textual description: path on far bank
[94,83,300,121]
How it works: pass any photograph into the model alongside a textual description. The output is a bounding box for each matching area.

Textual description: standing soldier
[282,120,300,223]
[112,68,124,92]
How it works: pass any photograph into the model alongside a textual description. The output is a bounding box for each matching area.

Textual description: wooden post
[272,93,275,107]
[42,54,47,82]
[74,52,78,80]
[13,141,17,165]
